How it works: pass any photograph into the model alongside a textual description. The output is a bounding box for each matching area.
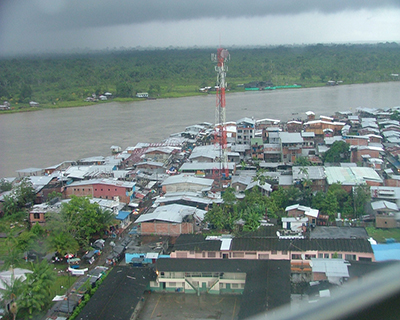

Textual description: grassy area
[366,227,400,243]
[49,274,71,297]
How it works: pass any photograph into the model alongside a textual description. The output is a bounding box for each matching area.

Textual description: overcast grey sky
[1,0,400,56]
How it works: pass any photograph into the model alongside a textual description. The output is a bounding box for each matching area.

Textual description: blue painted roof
[116,211,130,220]
[372,243,400,261]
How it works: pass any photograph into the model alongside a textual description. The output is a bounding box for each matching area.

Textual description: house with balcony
[236,118,255,146]
[285,204,320,227]
[250,137,264,160]
[301,131,316,156]
[150,258,291,319]
[304,119,346,137]
[169,228,375,265]
[279,132,303,163]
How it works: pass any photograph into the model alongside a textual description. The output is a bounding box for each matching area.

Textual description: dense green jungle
[0,42,399,111]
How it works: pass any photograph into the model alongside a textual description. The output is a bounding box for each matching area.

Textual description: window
[208,252,216,258]
[231,283,239,289]
[233,252,244,258]
[33,213,40,220]
[282,250,288,255]
[271,250,277,255]
[318,253,323,258]
[359,257,372,262]
[168,282,176,287]
[305,254,316,260]
[292,254,302,260]
[345,254,357,261]
[324,253,329,259]
[258,254,269,260]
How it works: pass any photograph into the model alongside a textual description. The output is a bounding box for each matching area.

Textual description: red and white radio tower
[212,48,230,182]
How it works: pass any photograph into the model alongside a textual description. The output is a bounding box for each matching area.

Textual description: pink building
[65,179,135,203]
[170,230,375,267]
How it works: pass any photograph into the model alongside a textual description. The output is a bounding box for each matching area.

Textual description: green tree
[322,141,350,163]
[300,69,312,80]
[14,178,36,208]
[48,231,79,257]
[2,195,20,216]
[116,82,133,97]
[294,157,313,167]
[222,188,236,207]
[18,260,56,317]
[204,205,226,231]
[19,83,33,102]
[242,207,262,232]
[60,196,114,245]
[46,191,62,202]
[269,187,288,215]
[0,179,12,192]
[1,247,24,271]
[0,273,25,319]
[328,183,352,215]
[312,191,326,211]
[353,184,371,218]
[285,186,302,206]
[321,191,339,221]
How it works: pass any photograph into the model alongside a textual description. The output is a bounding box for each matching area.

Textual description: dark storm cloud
[2,0,400,32]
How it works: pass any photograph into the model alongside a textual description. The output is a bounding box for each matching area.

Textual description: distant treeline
[0,42,399,108]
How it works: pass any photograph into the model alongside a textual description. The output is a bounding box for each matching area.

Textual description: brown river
[1,82,399,178]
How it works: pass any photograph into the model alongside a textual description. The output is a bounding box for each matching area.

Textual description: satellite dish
[276,231,280,237]
[221,49,229,59]
[301,254,305,260]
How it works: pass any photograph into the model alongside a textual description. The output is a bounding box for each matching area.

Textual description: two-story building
[279,132,303,163]
[236,118,255,146]
[65,179,136,203]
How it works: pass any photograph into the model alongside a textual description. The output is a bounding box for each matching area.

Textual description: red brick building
[65,179,135,203]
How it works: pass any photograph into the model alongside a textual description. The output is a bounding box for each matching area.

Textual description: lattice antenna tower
[211,48,230,180]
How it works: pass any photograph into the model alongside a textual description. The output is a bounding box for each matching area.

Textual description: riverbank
[1,81,399,178]
[1,80,393,115]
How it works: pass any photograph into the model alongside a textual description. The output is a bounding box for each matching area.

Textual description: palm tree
[47,231,79,257]
[19,260,56,317]
[1,247,24,271]
[0,273,25,320]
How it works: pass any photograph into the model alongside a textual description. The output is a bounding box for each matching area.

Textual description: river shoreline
[0,81,395,115]
[1,81,399,178]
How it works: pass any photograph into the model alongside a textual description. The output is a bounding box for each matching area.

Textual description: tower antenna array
[211,48,230,183]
